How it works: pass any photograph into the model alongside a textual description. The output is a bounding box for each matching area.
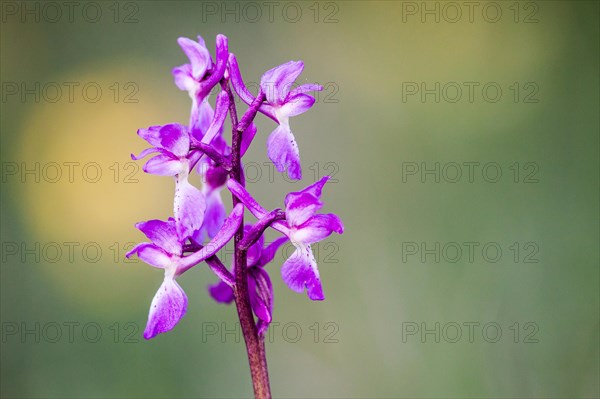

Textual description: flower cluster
[127,34,343,340]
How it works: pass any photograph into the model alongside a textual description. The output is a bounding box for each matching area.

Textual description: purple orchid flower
[132,123,205,241]
[126,204,244,339]
[227,177,343,300]
[130,34,343,395]
[229,55,322,180]
[173,35,229,133]
[209,225,288,334]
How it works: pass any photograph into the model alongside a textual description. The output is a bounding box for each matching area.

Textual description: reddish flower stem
[222,79,272,399]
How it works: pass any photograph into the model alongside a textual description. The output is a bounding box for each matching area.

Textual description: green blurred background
[1,1,598,398]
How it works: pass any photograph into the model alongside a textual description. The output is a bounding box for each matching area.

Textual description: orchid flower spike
[129,37,344,393]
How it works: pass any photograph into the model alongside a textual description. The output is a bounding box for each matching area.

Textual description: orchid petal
[143,154,184,176]
[278,94,316,118]
[283,176,331,226]
[174,178,205,240]
[204,164,229,189]
[172,64,197,92]
[261,61,304,105]
[289,83,323,97]
[195,35,207,48]
[137,125,163,148]
[294,214,344,244]
[131,147,160,161]
[177,37,211,80]
[286,176,329,204]
[135,219,181,255]
[159,124,189,157]
[258,103,278,122]
[284,192,323,227]
[208,280,235,304]
[267,124,302,180]
[126,243,172,269]
[246,226,265,267]
[249,267,273,323]
[281,244,324,300]
[257,319,270,336]
[144,277,188,339]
